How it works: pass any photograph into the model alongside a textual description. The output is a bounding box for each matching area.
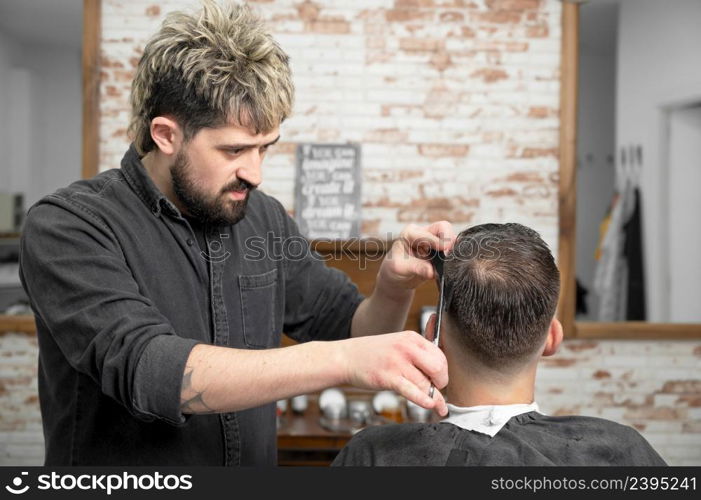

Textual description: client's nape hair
[444,223,560,369]
[129,0,294,155]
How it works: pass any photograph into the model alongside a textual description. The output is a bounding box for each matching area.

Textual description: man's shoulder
[333,423,457,466]
[516,412,665,464]
[531,413,639,436]
[354,422,443,441]
[23,169,141,238]
[29,169,128,220]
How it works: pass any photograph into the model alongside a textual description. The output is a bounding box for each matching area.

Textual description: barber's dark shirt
[19,145,364,466]
[332,412,667,466]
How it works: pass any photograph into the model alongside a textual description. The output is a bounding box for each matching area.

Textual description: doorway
[666,102,701,322]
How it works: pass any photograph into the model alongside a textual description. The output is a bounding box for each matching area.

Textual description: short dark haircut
[444,223,560,368]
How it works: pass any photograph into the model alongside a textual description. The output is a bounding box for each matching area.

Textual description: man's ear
[542,318,563,357]
[150,116,182,156]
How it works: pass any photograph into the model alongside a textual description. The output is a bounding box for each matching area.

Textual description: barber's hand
[379,221,457,292]
[338,331,449,416]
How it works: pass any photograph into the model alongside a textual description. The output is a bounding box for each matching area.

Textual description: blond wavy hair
[128,0,294,155]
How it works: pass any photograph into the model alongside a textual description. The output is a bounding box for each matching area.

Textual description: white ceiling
[0,0,82,49]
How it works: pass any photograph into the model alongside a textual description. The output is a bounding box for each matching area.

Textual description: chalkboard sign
[295,143,361,239]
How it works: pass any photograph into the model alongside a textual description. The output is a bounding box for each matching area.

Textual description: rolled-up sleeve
[19,201,201,425]
[132,335,200,424]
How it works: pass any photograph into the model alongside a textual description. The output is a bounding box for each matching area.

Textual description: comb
[427,249,447,398]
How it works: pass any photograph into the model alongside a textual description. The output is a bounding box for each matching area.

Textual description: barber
[19,2,453,466]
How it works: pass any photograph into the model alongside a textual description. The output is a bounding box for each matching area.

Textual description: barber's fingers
[342,332,448,414]
[425,220,457,253]
[393,373,448,417]
[399,221,456,258]
[393,222,457,285]
[396,225,437,260]
[400,362,447,417]
[410,334,449,389]
[429,384,447,417]
[410,258,436,281]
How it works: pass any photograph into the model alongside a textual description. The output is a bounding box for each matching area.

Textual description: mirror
[574,0,701,324]
[0,0,83,316]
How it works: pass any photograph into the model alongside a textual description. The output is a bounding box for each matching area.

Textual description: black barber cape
[332,412,666,466]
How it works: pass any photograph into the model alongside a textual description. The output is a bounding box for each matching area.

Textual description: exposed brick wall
[1,0,699,467]
[537,340,701,466]
[99,0,561,247]
[0,334,42,465]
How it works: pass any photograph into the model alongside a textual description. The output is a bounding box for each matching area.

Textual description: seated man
[332,223,665,466]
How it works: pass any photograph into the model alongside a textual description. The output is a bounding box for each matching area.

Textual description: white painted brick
[655,445,701,460]
[674,459,701,466]
[639,421,685,433]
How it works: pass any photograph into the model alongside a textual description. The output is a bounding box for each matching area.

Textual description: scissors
[427,249,447,399]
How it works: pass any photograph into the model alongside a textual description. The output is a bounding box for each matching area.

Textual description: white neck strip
[440,402,541,437]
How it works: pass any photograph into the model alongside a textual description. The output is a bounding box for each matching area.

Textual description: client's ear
[542,318,563,357]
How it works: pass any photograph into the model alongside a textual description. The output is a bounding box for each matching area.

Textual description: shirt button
[186,238,194,246]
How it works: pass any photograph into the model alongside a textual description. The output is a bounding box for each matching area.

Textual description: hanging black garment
[576,278,589,315]
[623,187,646,320]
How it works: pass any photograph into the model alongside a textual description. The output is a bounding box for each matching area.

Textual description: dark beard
[170,150,255,226]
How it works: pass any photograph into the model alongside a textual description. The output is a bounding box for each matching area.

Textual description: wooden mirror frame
[83,0,101,181]
[556,1,701,340]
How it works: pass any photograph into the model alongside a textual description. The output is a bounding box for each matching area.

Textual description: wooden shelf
[576,321,701,340]
[0,314,36,334]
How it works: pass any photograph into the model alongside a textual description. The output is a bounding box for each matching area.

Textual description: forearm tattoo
[180,366,217,414]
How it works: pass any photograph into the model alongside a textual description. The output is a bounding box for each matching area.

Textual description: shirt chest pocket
[239,269,279,349]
